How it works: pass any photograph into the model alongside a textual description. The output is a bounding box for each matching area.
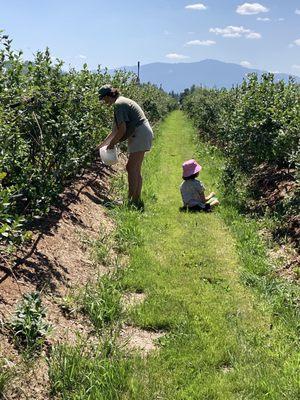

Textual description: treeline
[0,33,177,245]
[182,74,299,245]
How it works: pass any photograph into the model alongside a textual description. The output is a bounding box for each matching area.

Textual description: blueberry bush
[0,32,177,246]
[182,73,299,245]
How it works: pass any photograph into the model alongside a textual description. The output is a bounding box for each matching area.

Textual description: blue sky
[1,0,300,75]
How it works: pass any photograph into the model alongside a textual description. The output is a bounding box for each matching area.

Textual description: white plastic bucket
[99,145,118,166]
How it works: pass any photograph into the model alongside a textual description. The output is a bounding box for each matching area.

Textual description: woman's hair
[183,172,199,180]
[108,88,120,98]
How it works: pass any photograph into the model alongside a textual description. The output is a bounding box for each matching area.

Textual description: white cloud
[277,18,285,21]
[292,64,300,69]
[210,26,249,38]
[185,3,207,11]
[236,2,269,15]
[166,53,190,60]
[224,33,243,38]
[246,32,262,39]
[295,9,300,15]
[294,39,300,46]
[78,54,87,59]
[240,60,252,67]
[185,39,216,46]
[210,25,261,39]
[257,17,270,21]
[164,30,171,35]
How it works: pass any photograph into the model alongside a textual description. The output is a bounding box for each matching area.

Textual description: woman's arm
[97,131,115,149]
[107,122,126,149]
[96,120,120,149]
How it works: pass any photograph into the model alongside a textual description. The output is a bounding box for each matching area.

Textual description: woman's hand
[96,130,115,150]
[107,142,115,150]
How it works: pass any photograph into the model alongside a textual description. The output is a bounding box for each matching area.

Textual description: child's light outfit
[180,179,206,208]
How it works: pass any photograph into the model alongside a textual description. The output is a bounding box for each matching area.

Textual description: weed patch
[48,339,129,400]
[0,359,13,398]
[114,210,143,253]
[8,291,52,355]
[81,273,122,333]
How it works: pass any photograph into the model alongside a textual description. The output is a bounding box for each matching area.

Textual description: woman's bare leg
[126,151,146,201]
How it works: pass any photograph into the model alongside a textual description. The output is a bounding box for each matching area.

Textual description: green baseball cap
[98,84,113,99]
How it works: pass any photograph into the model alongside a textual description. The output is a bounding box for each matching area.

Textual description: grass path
[115,111,299,399]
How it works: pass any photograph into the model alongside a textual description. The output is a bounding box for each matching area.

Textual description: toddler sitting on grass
[180,159,219,212]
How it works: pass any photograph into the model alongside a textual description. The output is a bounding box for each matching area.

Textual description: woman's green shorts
[127,120,153,154]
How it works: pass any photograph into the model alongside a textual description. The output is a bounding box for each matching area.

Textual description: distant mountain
[111,59,300,93]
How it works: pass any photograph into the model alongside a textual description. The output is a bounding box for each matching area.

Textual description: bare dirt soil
[247,164,299,279]
[248,165,299,245]
[119,325,165,356]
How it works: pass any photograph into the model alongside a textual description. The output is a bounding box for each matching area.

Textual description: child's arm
[196,181,207,203]
[196,181,216,202]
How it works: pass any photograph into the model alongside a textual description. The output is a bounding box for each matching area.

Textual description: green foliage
[92,238,110,265]
[48,340,129,400]
[0,360,13,398]
[81,274,122,332]
[182,74,300,241]
[0,32,176,246]
[9,291,52,354]
[182,73,300,172]
[0,171,25,245]
[114,210,143,253]
[129,83,178,122]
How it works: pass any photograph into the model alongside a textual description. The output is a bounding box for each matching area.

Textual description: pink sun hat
[182,159,202,178]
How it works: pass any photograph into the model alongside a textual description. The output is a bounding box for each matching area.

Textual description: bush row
[0,33,177,245]
[182,74,299,172]
[182,73,299,243]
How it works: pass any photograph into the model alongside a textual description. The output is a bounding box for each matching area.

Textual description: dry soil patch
[119,325,165,356]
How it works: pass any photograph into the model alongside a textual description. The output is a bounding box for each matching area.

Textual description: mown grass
[196,142,300,331]
[47,110,299,399]
[108,111,300,399]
